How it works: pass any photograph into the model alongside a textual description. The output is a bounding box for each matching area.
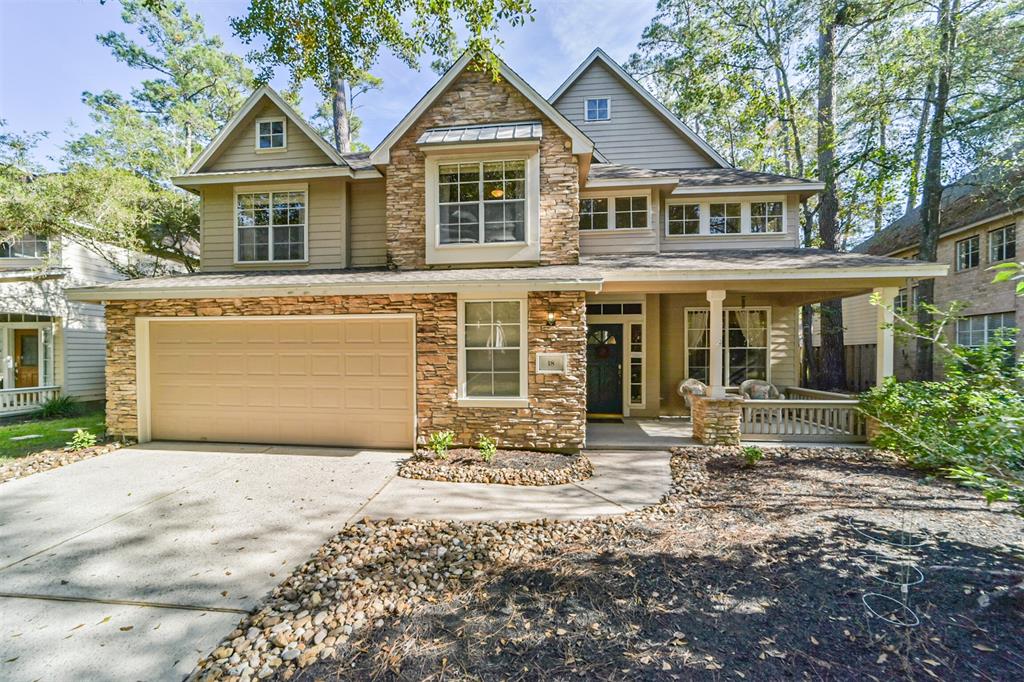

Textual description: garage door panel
[149,318,414,448]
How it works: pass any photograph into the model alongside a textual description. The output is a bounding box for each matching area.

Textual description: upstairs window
[955,235,980,271]
[439,160,526,244]
[709,203,741,234]
[750,201,784,233]
[584,97,610,121]
[0,234,48,258]
[578,195,649,230]
[256,118,286,150]
[667,204,700,235]
[956,312,1016,347]
[665,197,788,237]
[989,224,1016,262]
[614,196,648,228]
[579,198,609,230]
[236,190,306,262]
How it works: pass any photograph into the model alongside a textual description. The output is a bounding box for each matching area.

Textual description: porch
[1,314,60,417]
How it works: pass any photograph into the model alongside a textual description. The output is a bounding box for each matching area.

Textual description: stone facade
[385,67,580,270]
[105,291,587,452]
[691,394,743,446]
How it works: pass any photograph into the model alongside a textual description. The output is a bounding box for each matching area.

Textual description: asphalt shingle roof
[581,248,924,272]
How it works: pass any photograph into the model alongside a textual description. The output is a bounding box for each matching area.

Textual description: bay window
[236,189,306,262]
[439,160,526,244]
[685,308,770,386]
[461,300,526,400]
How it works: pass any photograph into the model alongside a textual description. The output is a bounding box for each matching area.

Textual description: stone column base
[691,394,743,446]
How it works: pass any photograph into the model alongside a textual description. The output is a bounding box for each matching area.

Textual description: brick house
[69,49,944,450]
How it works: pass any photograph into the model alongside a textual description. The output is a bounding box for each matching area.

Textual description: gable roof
[550,48,732,169]
[369,51,595,165]
[854,161,1024,256]
[186,85,347,174]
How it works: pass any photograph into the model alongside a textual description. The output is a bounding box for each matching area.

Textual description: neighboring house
[826,163,1023,384]
[0,233,168,416]
[69,48,944,451]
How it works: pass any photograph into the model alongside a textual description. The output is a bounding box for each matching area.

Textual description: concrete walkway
[360,450,672,521]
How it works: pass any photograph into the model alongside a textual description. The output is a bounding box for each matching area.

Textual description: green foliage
[37,395,79,419]
[67,429,99,452]
[991,261,1024,296]
[477,435,498,462]
[428,430,455,459]
[740,445,764,467]
[860,338,1024,513]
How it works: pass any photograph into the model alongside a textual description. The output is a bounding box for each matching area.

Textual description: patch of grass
[0,410,106,461]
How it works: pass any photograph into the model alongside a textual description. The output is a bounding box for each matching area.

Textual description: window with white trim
[614,196,648,228]
[236,190,306,262]
[256,118,286,150]
[0,233,49,258]
[955,235,980,271]
[956,312,1017,347]
[584,97,610,121]
[462,300,524,398]
[579,198,609,230]
[685,308,770,386]
[989,224,1016,262]
[750,201,784,233]
[439,160,526,244]
[667,203,700,235]
[629,323,644,406]
[709,203,741,234]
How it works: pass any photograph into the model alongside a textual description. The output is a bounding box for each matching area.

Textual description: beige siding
[200,178,347,271]
[349,180,387,267]
[578,188,662,255]
[553,61,717,169]
[203,99,334,172]
[660,193,802,251]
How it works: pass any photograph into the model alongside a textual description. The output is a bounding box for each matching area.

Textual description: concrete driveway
[0,442,404,681]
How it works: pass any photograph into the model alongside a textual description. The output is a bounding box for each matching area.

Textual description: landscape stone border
[397,451,594,486]
[0,441,125,484]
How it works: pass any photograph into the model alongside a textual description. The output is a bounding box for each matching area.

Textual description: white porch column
[706,290,727,398]
[873,287,898,386]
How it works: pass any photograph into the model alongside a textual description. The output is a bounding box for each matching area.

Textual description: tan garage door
[148,317,414,448]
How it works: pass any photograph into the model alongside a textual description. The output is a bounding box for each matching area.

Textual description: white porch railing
[785,387,856,400]
[741,399,867,443]
[0,386,61,416]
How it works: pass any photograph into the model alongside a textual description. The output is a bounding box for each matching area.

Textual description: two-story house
[69,48,944,451]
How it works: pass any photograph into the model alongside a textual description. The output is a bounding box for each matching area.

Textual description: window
[709,203,741,234]
[256,118,286,150]
[579,198,609,230]
[614,196,647,228]
[584,97,610,121]
[439,160,526,244]
[0,234,48,258]
[750,201,784,233]
[955,235,980,271]
[629,323,643,406]
[685,308,770,386]
[989,225,1017,262]
[236,190,306,262]
[956,312,1017,347]
[462,300,524,398]
[894,288,908,312]
[667,204,700,235]
[586,302,643,316]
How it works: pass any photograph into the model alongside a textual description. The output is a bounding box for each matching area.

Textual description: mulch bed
[398,449,594,485]
[0,441,124,484]
[292,446,1024,682]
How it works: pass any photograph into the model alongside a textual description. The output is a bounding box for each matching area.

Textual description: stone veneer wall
[385,67,580,270]
[105,291,587,451]
[690,395,743,446]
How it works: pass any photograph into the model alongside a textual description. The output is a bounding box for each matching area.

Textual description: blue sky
[0,0,658,167]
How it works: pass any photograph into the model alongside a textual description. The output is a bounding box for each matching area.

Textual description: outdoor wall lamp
[546,311,556,326]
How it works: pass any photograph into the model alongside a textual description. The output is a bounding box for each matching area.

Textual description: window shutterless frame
[255,117,287,152]
[455,295,529,408]
[664,196,787,237]
[988,224,1016,263]
[583,96,611,122]
[577,189,653,231]
[232,183,309,264]
[955,235,980,271]
[683,306,772,386]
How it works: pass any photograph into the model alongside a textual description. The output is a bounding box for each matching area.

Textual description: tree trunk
[801,305,818,387]
[906,71,936,214]
[816,1,846,389]
[330,66,351,153]
[874,118,886,233]
[916,0,958,381]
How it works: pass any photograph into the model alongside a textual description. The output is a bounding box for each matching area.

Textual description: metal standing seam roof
[416,121,543,146]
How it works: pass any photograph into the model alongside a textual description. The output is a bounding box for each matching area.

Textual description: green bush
[860,337,1023,512]
[477,435,497,462]
[67,429,98,451]
[37,395,79,419]
[740,445,764,466]
[427,430,455,459]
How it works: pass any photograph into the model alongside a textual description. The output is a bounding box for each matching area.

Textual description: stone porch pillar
[873,287,898,386]
[706,289,726,397]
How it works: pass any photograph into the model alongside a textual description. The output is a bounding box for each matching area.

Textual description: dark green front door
[587,323,623,415]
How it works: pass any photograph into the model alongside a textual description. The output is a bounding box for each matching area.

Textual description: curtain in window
[687,310,709,347]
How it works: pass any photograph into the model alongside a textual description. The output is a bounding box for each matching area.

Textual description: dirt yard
[302,448,1024,681]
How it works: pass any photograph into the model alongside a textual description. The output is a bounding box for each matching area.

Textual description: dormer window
[584,97,611,122]
[256,118,286,150]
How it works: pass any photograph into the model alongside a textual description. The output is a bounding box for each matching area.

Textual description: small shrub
[37,395,78,419]
[477,435,497,462]
[427,430,455,459]
[741,445,764,466]
[67,429,97,451]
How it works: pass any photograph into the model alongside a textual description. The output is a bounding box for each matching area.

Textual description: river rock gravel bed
[0,441,124,484]
[398,449,594,485]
